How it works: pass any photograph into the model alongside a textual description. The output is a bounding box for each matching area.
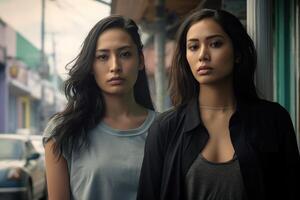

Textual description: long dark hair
[51,15,154,157]
[169,9,259,107]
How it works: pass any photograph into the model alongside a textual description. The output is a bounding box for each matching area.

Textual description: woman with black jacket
[137,9,300,200]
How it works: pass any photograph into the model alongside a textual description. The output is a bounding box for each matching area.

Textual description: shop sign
[8,62,28,85]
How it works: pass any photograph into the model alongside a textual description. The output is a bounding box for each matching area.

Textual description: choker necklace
[199,105,236,110]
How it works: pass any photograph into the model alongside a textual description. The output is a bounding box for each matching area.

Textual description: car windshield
[0,139,23,160]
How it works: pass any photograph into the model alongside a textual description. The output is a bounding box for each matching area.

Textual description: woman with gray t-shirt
[43,15,155,200]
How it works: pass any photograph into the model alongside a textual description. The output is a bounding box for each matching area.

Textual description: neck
[103,92,144,118]
[198,80,236,108]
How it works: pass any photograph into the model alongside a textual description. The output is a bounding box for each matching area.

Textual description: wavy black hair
[169,9,259,107]
[50,15,154,157]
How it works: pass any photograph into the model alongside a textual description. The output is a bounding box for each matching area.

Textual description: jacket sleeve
[277,104,300,199]
[137,117,166,200]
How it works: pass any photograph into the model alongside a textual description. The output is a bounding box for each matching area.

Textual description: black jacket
[137,98,300,200]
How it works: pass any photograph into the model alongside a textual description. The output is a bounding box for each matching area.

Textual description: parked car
[28,135,45,161]
[28,134,47,199]
[0,134,47,200]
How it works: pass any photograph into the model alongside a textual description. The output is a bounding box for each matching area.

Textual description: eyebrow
[187,34,225,42]
[95,45,132,52]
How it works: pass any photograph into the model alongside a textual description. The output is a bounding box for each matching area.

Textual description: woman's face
[186,18,235,86]
[92,28,143,96]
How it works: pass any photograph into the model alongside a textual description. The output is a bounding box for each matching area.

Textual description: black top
[137,98,300,200]
[185,154,246,200]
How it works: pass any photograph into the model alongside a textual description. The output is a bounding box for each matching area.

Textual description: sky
[0,0,110,79]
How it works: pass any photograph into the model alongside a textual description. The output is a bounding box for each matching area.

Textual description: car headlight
[7,167,22,180]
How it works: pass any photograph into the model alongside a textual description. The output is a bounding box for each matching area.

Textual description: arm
[45,139,70,200]
[137,118,166,200]
[277,105,300,199]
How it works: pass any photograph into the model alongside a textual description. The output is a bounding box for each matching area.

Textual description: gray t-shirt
[185,153,247,200]
[43,110,156,200]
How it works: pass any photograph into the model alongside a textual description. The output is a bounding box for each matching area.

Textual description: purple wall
[0,62,7,132]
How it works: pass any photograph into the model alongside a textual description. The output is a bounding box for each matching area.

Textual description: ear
[235,56,241,63]
[138,53,145,70]
[234,52,241,63]
[90,68,94,75]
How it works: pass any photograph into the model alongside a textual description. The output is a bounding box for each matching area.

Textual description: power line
[94,0,111,6]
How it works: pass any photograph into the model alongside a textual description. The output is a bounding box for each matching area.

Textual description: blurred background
[0,0,299,199]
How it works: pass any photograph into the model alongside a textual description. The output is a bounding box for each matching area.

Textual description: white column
[154,0,167,112]
[247,0,273,100]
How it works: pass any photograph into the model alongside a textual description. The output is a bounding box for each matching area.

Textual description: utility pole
[154,0,167,112]
[50,32,58,114]
[39,0,47,131]
[50,33,57,88]
[40,0,46,70]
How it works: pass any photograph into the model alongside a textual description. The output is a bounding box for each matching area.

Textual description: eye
[187,44,199,51]
[210,40,223,48]
[120,51,132,58]
[96,54,108,61]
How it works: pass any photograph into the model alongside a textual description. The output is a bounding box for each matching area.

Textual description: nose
[110,55,122,73]
[199,45,210,62]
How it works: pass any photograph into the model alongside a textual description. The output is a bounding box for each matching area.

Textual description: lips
[107,77,124,85]
[197,66,213,75]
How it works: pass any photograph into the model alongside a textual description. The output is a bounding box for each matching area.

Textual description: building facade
[0,19,65,134]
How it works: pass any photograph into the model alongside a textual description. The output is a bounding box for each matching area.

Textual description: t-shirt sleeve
[42,118,70,161]
[42,118,58,146]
